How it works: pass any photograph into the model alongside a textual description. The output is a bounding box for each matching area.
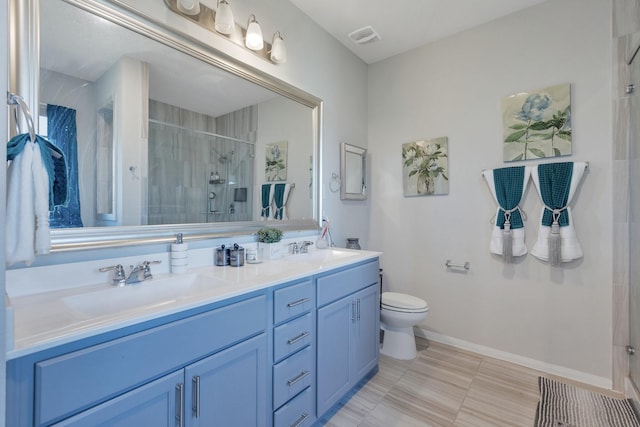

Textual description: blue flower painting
[502,83,572,162]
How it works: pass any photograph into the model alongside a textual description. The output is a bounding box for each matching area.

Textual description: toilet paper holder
[445,260,470,270]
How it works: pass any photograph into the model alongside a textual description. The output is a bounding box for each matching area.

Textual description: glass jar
[346,238,361,250]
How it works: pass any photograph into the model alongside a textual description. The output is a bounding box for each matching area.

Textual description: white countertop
[6,249,380,360]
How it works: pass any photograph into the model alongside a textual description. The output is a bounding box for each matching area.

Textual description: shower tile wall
[148,100,256,224]
[612,0,640,393]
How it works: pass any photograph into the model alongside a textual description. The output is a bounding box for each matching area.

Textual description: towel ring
[329,173,341,193]
[7,92,35,143]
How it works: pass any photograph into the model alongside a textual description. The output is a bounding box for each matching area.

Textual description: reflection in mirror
[16,0,321,249]
[340,142,367,200]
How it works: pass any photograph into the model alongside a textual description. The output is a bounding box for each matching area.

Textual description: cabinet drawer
[274,280,314,324]
[273,312,313,362]
[273,346,313,410]
[35,294,266,426]
[273,387,312,427]
[317,260,379,307]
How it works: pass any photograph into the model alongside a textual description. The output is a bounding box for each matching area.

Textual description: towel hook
[7,92,36,143]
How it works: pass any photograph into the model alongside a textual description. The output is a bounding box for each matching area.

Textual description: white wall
[368,0,613,383]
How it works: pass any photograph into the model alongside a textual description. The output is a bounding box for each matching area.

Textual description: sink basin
[63,273,218,317]
[284,249,358,264]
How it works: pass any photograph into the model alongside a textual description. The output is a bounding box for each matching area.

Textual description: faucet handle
[300,241,314,253]
[99,264,126,286]
[289,242,299,254]
[141,260,162,279]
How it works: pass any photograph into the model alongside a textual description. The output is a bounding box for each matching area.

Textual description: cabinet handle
[287,370,310,386]
[287,331,310,345]
[357,298,361,320]
[287,297,310,308]
[192,376,201,418]
[351,301,356,322]
[290,412,310,427]
[175,383,184,427]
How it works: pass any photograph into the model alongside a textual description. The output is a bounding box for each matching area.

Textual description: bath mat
[534,377,640,427]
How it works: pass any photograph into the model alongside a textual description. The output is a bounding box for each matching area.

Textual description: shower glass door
[629,53,640,389]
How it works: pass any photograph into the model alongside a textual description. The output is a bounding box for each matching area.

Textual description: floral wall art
[265,141,288,181]
[402,137,449,196]
[502,83,572,162]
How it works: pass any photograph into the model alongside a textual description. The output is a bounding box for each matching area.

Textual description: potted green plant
[257,227,284,260]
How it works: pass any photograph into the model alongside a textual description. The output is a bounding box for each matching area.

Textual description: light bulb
[214,0,235,35]
[270,32,287,64]
[245,15,264,51]
[177,0,200,15]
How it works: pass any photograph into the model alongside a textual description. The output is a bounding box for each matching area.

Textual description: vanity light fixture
[245,14,264,51]
[270,31,287,64]
[214,0,235,35]
[176,0,200,15]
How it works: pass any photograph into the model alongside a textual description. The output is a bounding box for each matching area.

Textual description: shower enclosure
[147,120,254,225]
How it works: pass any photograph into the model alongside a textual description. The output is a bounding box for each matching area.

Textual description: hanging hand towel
[260,184,275,220]
[273,183,292,220]
[530,162,587,265]
[483,166,531,263]
[6,141,51,266]
[7,133,67,209]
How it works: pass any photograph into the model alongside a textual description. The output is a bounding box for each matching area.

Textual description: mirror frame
[9,0,323,251]
[340,142,367,201]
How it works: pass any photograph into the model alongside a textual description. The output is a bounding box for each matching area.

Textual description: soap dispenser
[171,233,188,273]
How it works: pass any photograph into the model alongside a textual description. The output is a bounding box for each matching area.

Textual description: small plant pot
[259,242,282,260]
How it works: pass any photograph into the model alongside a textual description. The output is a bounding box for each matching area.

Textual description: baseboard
[415,327,612,390]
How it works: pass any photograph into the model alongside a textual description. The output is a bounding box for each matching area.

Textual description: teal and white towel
[273,183,292,220]
[483,166,532,262]
[261,184,274,220]
[530,162,587,265]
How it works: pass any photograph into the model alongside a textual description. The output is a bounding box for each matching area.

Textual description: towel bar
[445,260,470,270]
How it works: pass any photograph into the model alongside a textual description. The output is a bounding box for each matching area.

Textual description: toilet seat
[381,292,429,313]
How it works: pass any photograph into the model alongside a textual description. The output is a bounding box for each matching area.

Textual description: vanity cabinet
[316,262,380,415]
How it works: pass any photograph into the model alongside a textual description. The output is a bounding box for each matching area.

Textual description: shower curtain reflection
[147,121,254,225]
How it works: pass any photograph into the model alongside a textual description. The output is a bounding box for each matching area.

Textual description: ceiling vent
[348,26,382,45]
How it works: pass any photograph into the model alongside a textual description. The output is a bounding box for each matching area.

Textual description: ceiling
[289,0,549,64]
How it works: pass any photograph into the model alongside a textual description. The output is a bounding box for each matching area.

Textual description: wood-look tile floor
[322,338,624,427]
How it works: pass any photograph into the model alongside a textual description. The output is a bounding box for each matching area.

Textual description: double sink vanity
[6,248,381,427]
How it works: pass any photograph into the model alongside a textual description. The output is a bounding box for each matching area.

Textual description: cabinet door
[52,370,182,427]
[185,333,267,427]
[351,284,380,382]
[316,294,353,415]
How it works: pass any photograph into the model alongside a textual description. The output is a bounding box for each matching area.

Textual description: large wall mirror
[9,0,322,251]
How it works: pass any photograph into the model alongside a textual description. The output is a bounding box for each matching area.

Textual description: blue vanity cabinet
[8,293,268,427]
[316,260,380,416]
[271,279,316,427]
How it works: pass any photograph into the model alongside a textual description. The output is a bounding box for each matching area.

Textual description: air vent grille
[348,26,382,45]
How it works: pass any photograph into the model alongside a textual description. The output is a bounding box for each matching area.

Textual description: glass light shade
[245,16,264,51]
[270,32,287,64]
[177,0,200,15]
[214,0,235,35]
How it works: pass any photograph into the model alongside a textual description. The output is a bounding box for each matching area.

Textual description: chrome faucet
[126,260,162,284]
[99,264,126,287]
[300,241,314,253]
[289,242,299,254]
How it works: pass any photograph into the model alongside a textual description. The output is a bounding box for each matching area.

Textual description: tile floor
[322,338,625,427]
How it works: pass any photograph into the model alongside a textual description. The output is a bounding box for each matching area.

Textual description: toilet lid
[381,292,428,311]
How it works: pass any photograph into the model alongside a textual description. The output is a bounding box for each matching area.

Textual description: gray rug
[535,377,640,427]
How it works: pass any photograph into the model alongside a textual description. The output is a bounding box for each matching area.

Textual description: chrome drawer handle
[290,412,309,427]
[175,383,184,427]
[287,297,310,308]
[287,370,310,386]
[287,331,310,345]
[192,376,201,418]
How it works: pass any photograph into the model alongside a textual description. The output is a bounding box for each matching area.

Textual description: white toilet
[380,292,429,360]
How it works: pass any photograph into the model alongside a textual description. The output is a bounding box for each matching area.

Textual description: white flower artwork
[265,141,288,181]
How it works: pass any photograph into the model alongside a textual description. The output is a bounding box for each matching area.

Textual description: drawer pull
[175,383,184,427]
[287,370,310,386]
[192,376,201,418]
[287,331,310,345]
[290,412,310,427]
[287,297,310,308]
